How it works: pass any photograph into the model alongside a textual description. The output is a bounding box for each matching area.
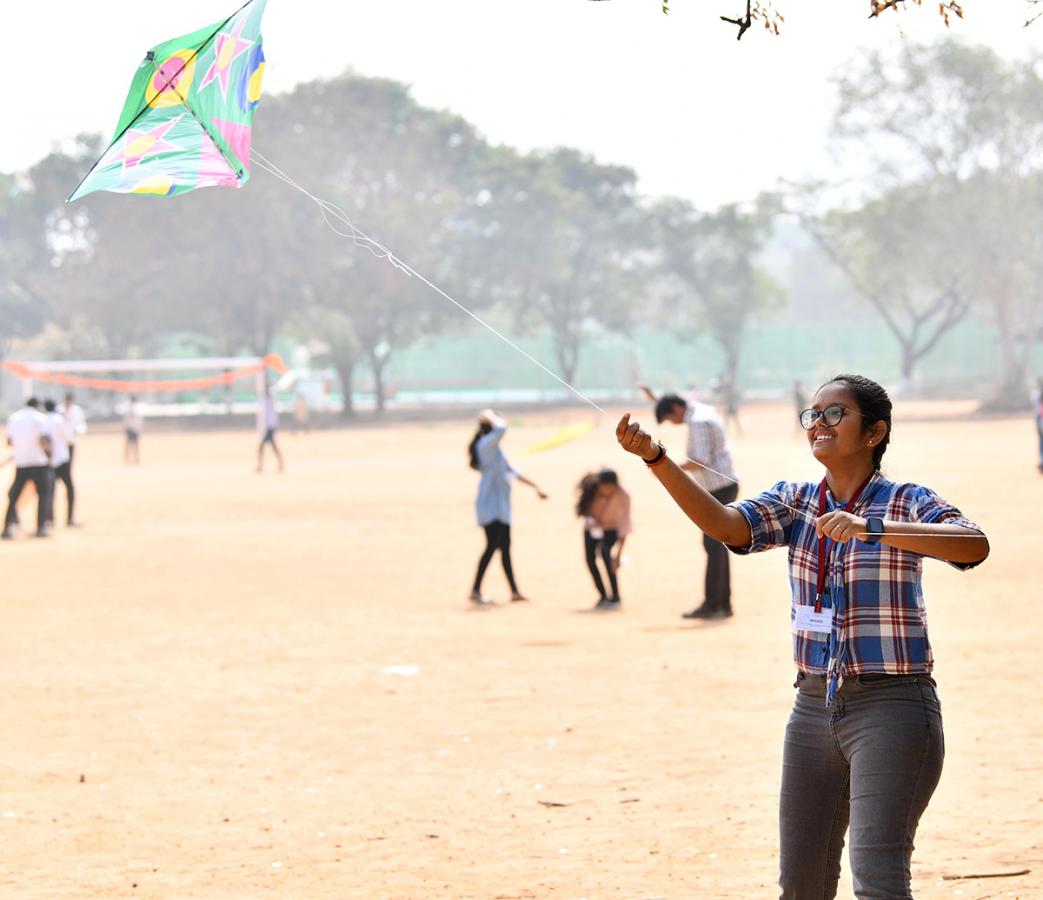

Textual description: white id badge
[794,604,834,634]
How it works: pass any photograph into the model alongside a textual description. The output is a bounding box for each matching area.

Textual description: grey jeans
[779,672,944,900]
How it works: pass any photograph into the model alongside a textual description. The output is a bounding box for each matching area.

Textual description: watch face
[866,517,883,542]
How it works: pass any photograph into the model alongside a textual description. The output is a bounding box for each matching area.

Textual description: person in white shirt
[256,387,284,473]
[61,392,85,525]
[640,384,741,620]
[44,399,76,528]
[3,397,53,539]
[62,392,87,466]
[123,395,143,464]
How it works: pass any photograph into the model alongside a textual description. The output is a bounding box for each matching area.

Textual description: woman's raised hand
[616,414,658,461]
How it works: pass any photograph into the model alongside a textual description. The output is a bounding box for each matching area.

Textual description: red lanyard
[815,472,874,612]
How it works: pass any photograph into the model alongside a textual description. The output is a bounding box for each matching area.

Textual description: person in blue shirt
[468,409,547,605]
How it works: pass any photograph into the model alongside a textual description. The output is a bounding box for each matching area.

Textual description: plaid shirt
[685,402,737,493]
[729,471,982,698]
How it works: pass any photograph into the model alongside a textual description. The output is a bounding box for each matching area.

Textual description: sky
[1,0,1039,208]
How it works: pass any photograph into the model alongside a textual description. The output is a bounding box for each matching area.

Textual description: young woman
[468,409,547,605]
[616,374,989,899]
[575,469,632,610]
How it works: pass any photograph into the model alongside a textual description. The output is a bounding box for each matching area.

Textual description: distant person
[575,468,631,611]
[43,399,75,529]
[257,387,285,473]
[639,384,739,619]
[468,409,547,605]
[617,373,989,900]
[3,397,53,540]
[1035,377,1043,474]
[62,392,87,468]
[123,395,143,464]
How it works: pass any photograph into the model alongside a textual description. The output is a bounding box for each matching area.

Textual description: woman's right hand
[616,414,659,461]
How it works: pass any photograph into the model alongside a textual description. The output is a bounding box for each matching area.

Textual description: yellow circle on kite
[247,61,265,104]
[132,175,175,196]
[146,50,196,108]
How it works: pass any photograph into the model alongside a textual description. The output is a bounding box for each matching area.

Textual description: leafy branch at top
[655,0,971,37]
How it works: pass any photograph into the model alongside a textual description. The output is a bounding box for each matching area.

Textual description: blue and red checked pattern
[728,471,983,680]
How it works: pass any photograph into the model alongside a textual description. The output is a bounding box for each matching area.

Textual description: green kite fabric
[69,0,268,201]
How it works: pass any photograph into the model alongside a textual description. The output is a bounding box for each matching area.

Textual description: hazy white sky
[1,0,1038,207]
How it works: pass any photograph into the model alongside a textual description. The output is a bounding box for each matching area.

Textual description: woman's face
[596,483,618,500]
[806,383,874,468]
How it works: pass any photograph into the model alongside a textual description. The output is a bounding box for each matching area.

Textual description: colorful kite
[69,0,268,201]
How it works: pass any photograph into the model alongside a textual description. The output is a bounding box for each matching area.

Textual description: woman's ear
[867,421,888,446]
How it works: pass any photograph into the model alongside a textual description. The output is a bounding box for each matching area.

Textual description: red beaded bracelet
[645,442,667,468]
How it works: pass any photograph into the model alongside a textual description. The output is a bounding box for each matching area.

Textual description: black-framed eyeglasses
[800,404,854,430]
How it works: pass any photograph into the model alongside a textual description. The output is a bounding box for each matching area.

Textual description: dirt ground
[1,401,1040,899]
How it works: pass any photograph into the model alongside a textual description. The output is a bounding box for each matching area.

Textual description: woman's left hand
[814,510,868,543]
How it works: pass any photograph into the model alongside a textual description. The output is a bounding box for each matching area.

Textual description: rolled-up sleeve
[727,481,796,555]
[908,484,985,571]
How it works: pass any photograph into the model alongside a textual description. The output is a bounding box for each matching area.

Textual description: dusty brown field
[1,402,1040,899]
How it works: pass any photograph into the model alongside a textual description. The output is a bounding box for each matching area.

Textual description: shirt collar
[823,469,886,510]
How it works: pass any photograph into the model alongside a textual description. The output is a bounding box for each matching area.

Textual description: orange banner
[0,354,288,393]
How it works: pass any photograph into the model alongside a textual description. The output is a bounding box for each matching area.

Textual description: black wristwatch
[864,517,885,544]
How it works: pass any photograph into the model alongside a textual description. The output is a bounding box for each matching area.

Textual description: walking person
[639,384,739,619]
[575,469,631,611]
[257,387,285,473]
[43,399,75,529]
[468,409,547,605]
[123,395,143,464]
[61,392,85,525]
[617,374,989,899]
[2,398,53,540]
[62,392,87,466]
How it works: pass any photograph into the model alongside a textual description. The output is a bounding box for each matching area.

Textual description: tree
[258,75,491,414]
[39,137,188,359]
[653,196,781,392]
[0,178,47,358]
[959,170,1043,405]
[827,41,1043,403]
[797,179,975,388]
[169,153,308,357]
[288,298,361,417]
[473,147,646,387]
[0,146,93,358]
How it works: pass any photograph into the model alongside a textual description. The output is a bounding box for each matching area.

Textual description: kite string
[251,148,612,417]
[249,150,988,540]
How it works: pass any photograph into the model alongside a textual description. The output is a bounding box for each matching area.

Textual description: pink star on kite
[198,17,255,99]
[120,116,183,171]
